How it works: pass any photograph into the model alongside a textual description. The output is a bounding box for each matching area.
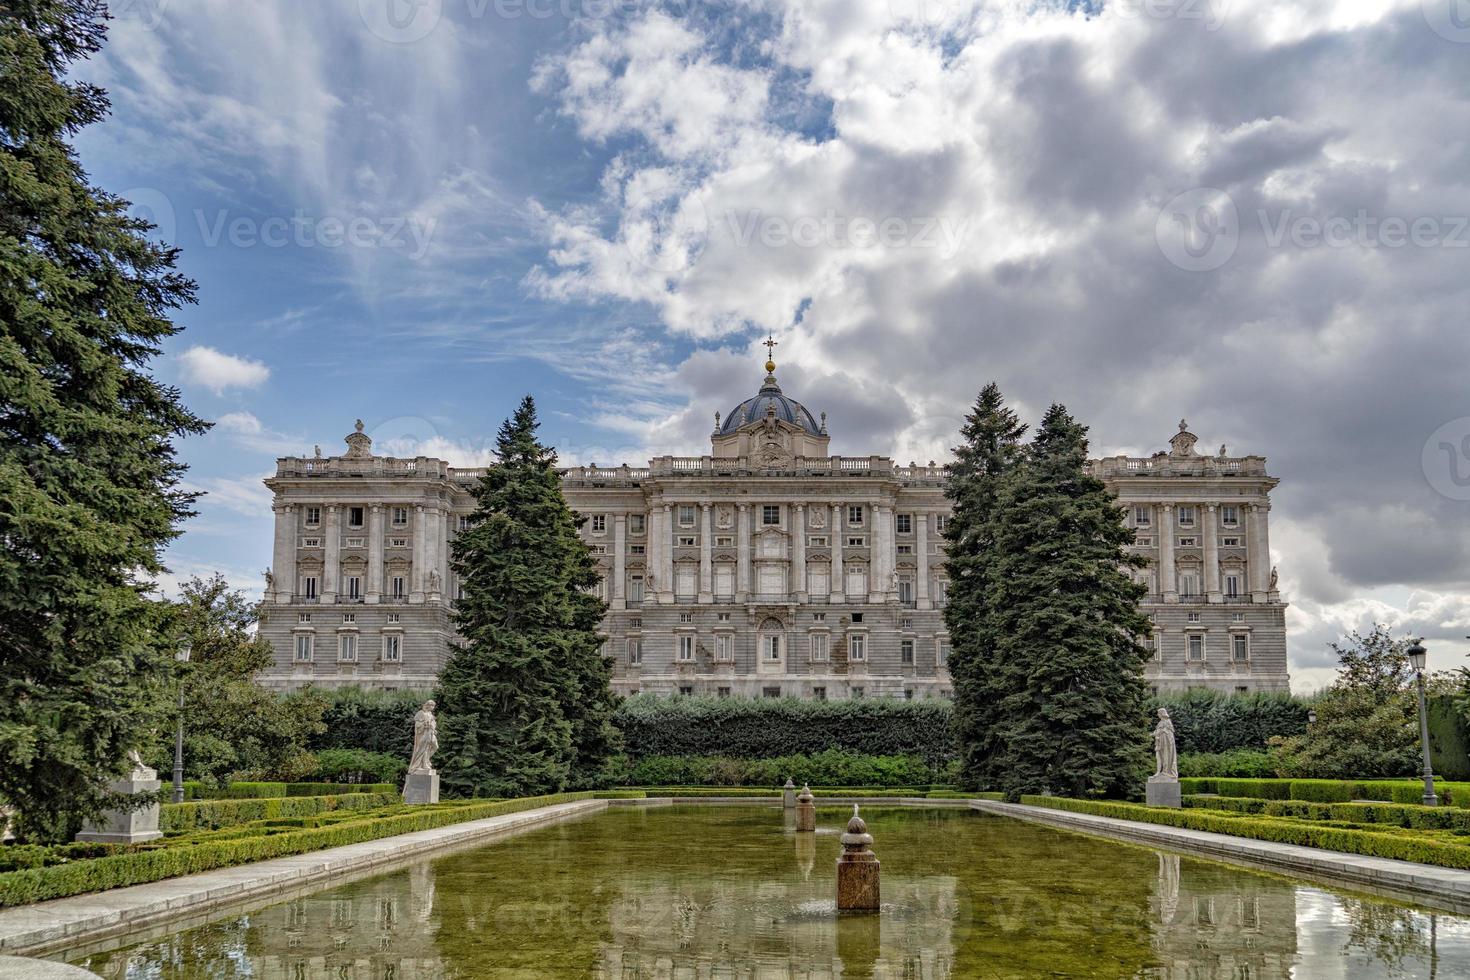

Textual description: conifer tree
[986,405,1153,799]
[438,397,617,797]
[942,383,1027,789]
[0,1,207,840]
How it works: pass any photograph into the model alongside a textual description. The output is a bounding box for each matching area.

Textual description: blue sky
[76,0,1470,689]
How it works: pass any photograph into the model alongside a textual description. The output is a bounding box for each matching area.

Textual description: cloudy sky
[81,0,1470,690]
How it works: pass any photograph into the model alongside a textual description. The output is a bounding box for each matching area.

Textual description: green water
[67,805,1470,978]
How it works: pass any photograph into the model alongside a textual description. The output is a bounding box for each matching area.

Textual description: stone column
[1203,503,1221,603]
[699,503,713,603]
[1249,503,1271,601]
[661,503,675,604]
[425,506,442,600]
[737,504,751,603]
[793,502,807,601]
[272,505,295,603]
[1158,503,1176,603]
[831,503,845,603]
[410,504,426,603]
[613,514,627,609]
[870,505,890,603]
[367,505,384,604]
[916,512,931,609]
[322,505,340,603]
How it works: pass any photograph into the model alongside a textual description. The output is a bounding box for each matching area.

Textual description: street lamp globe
[176,638,193,664]
[1408,640,1427,673]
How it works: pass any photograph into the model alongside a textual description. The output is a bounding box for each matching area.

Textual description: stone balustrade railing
[1086,455,1269,479]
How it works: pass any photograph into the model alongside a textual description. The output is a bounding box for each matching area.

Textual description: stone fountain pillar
[795,783,816,832]
[783,777,797,808]
[836,805,880,913]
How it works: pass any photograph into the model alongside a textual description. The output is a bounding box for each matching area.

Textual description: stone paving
[0,799,606,957]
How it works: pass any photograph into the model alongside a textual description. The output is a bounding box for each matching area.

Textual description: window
[338,634,358,663]
[764,635,782,662]
[1188,634,1205,662]
[810,633,830,662]
[1236,686,1250,695]
[813,686,827,701]
[896,544,913,556]
[934,515,948,533]
[1222,536,1241,547]
[937,639,951,667]
[847,505,864,526]
[298,613,311,623]
[851,613,864,624]
[715,536,733,547]
[627,639,642,666]
[387,613,400,623]
[717,612,730,621]
[678,636,695,662]
[676,566,697,598]
[1136,536,1154,547]
[678,505,695,527]
[846,536,866,548]
[898,578,914,605]
[1225,574,1241,599]
[302,537,321,548]
[591,514,606,534]
[1187,612,1201,623]
[1133,505,1151,527]
[1177,506,1196,527]
[901,618,913,630]
[630,514,645,534]
[762,505,781,526]
[679,612,694,624]
[1180,573,1200,597]
[458,515,470,531]
[1221,505,1240,527]
[344,537,365,548]
[349,506,365,528]
[294,634,314,662]
[905,688,915,700]
[715,634,733,661]
[935,580,949,606]
[342,613,355,623]
[347,576,362,600]
[763,687,782,699]
[629,575,644,605]
[896,513,912,535]
[305,507,322,526]
[849,633,867,661]
[382,635,401,663]
[630,544,646,555]
[851,686,865,699]
[901,639,915,664]
[303,576,318,599]
[390,537,408,548]
[1231,612,1244,623]
[677,536,696,546]
[813,613,826,622]
[1232,634,1250,662]
[1178,537,1197,547]
[809,536,828,547]
[717,686,731,698]
[391,576,406,600]
[392,507,408,526]
[679,686,694,697]
[630,617,642,629]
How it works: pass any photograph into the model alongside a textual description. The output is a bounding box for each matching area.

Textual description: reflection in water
[69,806,1470,978]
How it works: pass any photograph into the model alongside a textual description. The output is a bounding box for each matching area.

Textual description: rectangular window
[338,634,358,663]
[717,686,731,698]
[627,638,642,666]
[591,514,606,534]
[1222,536,1241,547]
[934,515,948,533]
[1232,634,1249,662]
[303,576,318,599]
[629,576,644,604]
[847,505,864,526]
[851,613,863,624]
[809,536,827,547]
[756,505,777,527]
[1221,505,1240,527]
[715,634,733,661]
[1188,612,1201,623]
[763,686,781,699]
[900,639,915,664]
[392,507,408,526]
[717,612,730,621]
[847,536,866,548]
[305,507,322,527]
[342,613,355,624]
[898,578,914,604]
[813,612,826,623]
[764,635,782,662]
[1178,537,1197,547]
[349,506,365,528]
[813,686,827,701]
[678,505,695,527]
[630,617,642,628]
[678,636,695,662]
[387,613,400,623]
[347,576,361,600]
[896,513,912,535]
[382,635,401,663]
[1177,506,1197,527]
[1231,612,1244,623]
[810,633,830,662]
[1225,574,1241,599]
[851,686,865,699]
[679,685,694,697]
[294,634,314,662]
[389,537,408,548]
[1188,634,1205,662]
[391,576,405,600]
[849,634,867,661]
[677,536,697,547]
[679,612,694,624]
[301,537,321,548]
[1133,505,1151,527]
[1180,573,1200,597]
[937,639,950,667]
[715,536,733,547]
[458,515,470,532]
[297,613,311,623]
[896,544,913,556]
[676,566,697,598]
[630,544,646,555]
[630,514,645,534]
[935,580,949,606]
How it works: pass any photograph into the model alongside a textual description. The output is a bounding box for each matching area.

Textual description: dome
[719,376,824,437]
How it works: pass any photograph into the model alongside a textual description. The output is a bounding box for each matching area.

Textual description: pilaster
[831,503,845,603]
[916,511,931,609]
[1158,503,1177,603]
[613,514,627,609]
[698,503,713,603]
[322,505,340,603]
[1203,503,1221,603]
[410,504,426,604]
[367,505,383,603]
[793,502,807,602]
[737,504,751,603]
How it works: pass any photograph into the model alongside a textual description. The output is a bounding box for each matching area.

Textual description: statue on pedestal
[409,700,438,774]
[1152,708,1178,780]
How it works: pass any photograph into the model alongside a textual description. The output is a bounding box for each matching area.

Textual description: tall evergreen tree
[0,1,207,841]
[942,383,1027,789]
[439,397,617,797]
[986,405,1153,799]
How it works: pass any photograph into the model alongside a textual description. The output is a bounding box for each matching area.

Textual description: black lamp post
[1407,639,1437,807]
[1307,708,1317,726]
[172,638,193,804]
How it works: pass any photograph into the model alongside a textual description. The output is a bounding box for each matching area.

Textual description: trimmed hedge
[310,688,424,756]
[1178,749,1275,778]
[160,793,400,832]
[1151,689,1309,753]
[1021,795,1470,871]
[181,781,396,800]
[0,791,644,908]
[613,695,955,763]
[1184,795,1470,831]
[616,751,953,788]
[1181,777,1468,806]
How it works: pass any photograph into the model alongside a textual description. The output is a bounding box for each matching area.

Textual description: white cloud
[178,346,270,394]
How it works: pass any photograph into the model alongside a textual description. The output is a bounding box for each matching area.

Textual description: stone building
[258,355,1289,697]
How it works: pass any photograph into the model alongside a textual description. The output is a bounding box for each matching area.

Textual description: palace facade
[258,358,1290,697]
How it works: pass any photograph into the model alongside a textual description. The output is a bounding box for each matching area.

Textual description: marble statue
[1269,566,1279,590]
[264,568,274,593]
[1152,708,1178,780]
[428,569,441,594]
[126,749,156,780]
[408,700,439,774]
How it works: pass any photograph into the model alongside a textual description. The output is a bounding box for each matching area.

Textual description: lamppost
[1307,709,1317,726]
[1408,638,1437,807]
[172,638,193,804]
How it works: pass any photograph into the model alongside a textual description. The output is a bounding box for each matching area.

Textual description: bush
[311,687,426,756]
[1151,690,1309,754]
[614,751,951,788]
[181,781,394,800]
[311,749,407,785]
[613,695,956,764]
[1179,777,1468,806]
[160,793,400,832]
[1212,778,1293,800]
[1178,749,1276,778]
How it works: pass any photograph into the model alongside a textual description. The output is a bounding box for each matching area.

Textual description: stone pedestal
[76,776,163,844]
[795,784,816,832]
[782,777,797,809]
[1146,777,1181,808]
[836,805,880,913]
[402,770,440,805]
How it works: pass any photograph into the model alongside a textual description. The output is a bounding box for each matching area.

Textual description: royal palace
[259,357,1290,698]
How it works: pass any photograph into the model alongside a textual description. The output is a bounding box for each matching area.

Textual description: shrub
[1178,749,1276,778]
[181,781,394,800]
[311,687,426,757]
[613,695,956,764]
[1151,690,1309,753]
[617,751,950,788]
[1213,779,1292,800]
[159,793,400,833]
[1180,777,1469,807]
[310,749,407,785]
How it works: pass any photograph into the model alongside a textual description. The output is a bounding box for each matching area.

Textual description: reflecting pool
[66,805,1470,978]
